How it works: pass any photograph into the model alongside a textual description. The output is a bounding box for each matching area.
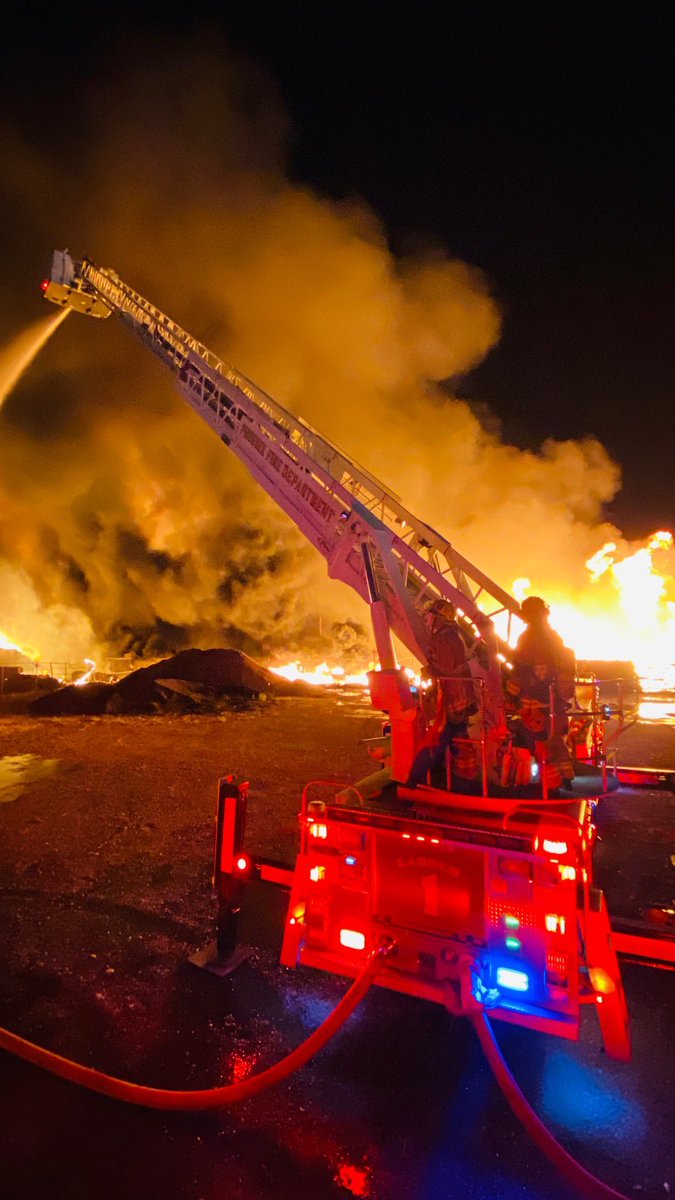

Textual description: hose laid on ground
[0,945,633,1197]
[472,1011,629,1200]
[0,944,389,1111]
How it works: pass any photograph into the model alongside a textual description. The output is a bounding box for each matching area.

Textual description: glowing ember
[269,661,421,690]
[270,661,371,688]
[73,659,96,687]
[334,1161,372,1197]
[227,1049,258,1083]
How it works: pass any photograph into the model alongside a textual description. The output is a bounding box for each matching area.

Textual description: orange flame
[505,530,674,690]
[270,661,371,688]
[3,534,673,701]
[0,628,38,661]
[73,658,97,687]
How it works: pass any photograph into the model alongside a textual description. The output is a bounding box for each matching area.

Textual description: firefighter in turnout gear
[407,599,478,787]
[505,596,576,786]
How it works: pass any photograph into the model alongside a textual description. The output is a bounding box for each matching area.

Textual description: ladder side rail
[83,261,403,507]
[174,354,488,638]
[346,511,507,720]
[386,533,512,647]
[180,362,389,550]
[178,355,519,661]
[175,364,488,661]
[174,373,370,590]
[76,258,521,633]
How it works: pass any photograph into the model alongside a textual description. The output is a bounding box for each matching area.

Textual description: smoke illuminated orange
[2,539,673,698]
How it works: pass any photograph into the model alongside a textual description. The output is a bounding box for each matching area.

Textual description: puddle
[0,754,62,803]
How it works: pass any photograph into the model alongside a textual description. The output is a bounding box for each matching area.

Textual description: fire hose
[0,940,630,1199]
[0,942,389,1110]
[472,1012,629,1200]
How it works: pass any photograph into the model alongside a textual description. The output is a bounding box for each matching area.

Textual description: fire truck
[42,249,638,1064]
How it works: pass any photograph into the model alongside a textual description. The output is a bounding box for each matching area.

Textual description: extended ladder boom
[43,250,523,721]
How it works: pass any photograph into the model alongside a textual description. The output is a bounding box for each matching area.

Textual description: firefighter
[506,596,576,785]
[407,599,478,787]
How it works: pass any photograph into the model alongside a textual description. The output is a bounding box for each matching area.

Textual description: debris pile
[30,648,324,716]
[0,665,61,694]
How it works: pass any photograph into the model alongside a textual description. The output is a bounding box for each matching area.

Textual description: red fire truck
[42,249,645,1065]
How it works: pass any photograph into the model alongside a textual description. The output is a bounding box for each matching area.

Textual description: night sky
[212,5,675,538]
[2,3,673,541]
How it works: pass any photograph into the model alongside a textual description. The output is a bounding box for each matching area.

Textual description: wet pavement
[0,717,673,1200]
[0,754,62,803]
[0,879,672,1200]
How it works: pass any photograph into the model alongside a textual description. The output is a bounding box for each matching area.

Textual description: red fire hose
[0,944,631,1198]
[473,1012,629,1200]
[0,943,389,1110]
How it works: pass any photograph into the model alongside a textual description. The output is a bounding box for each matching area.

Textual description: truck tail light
[543,839,568,855]
[339,929,366,951]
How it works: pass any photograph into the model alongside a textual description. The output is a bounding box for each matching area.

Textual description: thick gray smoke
[0,29,658,666]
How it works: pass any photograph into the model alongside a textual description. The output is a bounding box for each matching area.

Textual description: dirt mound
[30,648,324,715]
[30,682,112,715]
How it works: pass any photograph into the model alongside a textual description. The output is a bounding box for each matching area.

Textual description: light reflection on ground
[0,753,61,802]
[541,1049,648,1149]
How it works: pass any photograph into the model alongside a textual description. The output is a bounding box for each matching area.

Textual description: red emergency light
[209,775,630,1062]
[274,779,630,1061]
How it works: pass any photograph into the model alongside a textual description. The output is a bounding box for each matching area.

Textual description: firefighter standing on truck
[505,596,576,786]
[407,599,477,787]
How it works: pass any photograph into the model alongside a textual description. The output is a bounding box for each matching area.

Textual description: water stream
[0,308,69,409]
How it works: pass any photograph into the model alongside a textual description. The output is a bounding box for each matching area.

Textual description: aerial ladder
[42,251,522,783]
[43,249,633,1063]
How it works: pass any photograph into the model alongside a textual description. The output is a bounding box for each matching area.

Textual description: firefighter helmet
[520,595,550,623]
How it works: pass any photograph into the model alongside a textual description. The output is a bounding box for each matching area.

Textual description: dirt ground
[0,693,380,923]
[0,694,381,1075]
[0,697,673,1200]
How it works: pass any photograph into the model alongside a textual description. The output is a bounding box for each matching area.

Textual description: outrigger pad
[188,938,253,977]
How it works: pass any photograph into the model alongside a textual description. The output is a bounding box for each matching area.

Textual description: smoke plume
[0,29,667,666]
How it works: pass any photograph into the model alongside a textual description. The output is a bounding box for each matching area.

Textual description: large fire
[0,630,38,661]
[270,662,372,688]
[272,530,675,696]
[507,531,674,690]
[2,531,673,698]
